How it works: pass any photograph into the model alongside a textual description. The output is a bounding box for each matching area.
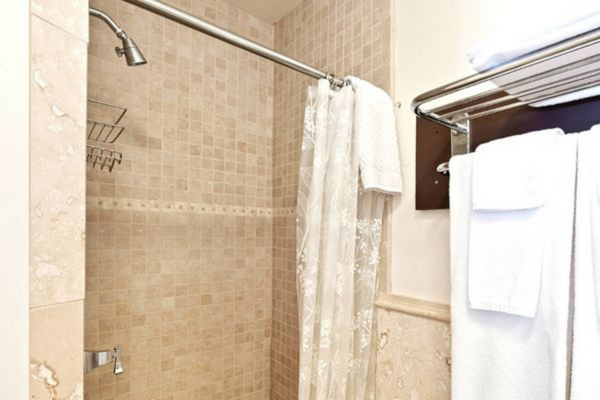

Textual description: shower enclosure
[85,1,274,398]
[83,0,391,399]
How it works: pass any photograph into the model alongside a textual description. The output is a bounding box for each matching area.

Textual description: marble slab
[30,16,87,308]
[30,301,84,400]
[31,0,89,42]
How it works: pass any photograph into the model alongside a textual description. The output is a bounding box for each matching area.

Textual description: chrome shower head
[90,7,147,67]
[116,38,148,66]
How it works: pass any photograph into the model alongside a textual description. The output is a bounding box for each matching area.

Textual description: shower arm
[89,7,128,40]
[89,7,147,66]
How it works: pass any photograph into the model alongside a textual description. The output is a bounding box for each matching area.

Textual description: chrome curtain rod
[122,0,346,88]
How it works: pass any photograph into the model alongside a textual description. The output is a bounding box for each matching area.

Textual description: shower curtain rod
[122,0,347,88]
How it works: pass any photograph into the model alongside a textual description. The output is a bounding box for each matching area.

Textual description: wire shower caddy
[86,99,127,172]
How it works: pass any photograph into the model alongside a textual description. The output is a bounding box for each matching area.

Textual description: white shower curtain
[296,79,384,400]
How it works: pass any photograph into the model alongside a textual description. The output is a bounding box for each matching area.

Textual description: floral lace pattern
[297,80,385,400]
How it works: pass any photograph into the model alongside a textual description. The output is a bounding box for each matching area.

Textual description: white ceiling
[222,0,303,24]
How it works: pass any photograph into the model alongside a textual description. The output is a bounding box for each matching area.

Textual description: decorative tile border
[272,207,296,216]
[376,293,451,323]
[86,196,273,216]
[87,196,298,217]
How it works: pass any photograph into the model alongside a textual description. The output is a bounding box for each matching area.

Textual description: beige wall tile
[85,204,274,399]
[29,9,88,400]
[376,309,451,400]
[31,0,89,42]
[87,0,274,210]
[30,301,85,400]
[30,15,87,308]
[86,0,274,398]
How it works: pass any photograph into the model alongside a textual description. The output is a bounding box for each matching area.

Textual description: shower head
[90,7,147,67]
[116,37,148,66]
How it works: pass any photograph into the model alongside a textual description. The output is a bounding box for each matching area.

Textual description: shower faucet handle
[84,346,124,375]
[113,346,124,375]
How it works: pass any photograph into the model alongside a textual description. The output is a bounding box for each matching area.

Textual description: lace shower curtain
[297,79,385,400]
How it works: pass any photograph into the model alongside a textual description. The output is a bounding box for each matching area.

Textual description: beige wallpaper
[85,0,275,398]
[29,0,88,398]
[271,0,392,398]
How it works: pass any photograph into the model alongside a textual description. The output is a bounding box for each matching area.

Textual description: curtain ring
[344,78,356,91]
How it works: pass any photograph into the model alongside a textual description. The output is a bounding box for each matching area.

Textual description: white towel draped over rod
[411,27,600,134]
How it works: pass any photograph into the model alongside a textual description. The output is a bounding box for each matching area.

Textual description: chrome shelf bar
[87,99,127,144]
[412,27,600,133]
[122,0,346,88]
[441,66,600,120]
[455,75,600,123]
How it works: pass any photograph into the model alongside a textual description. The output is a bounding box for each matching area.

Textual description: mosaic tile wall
[85,200,273,399]
[87,0,274,207]
[85,0,275,398]
[271,0,392,398]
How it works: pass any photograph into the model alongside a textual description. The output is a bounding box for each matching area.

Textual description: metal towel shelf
[411,27,600,173]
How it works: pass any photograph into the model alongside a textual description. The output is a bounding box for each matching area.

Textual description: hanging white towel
[466,5,600,107]
[472,128,562,211]
[571,126,600,400]
[469,129,563,317]
[449,133,576,400]
[349,76,403,194]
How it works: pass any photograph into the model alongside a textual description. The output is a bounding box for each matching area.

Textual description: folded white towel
[449,134,576,400]
[469,129,563,317]
[472,128,562,211]
[467,5,600,107]
[493,43,600,108]
[468,5,600,72]
[572,126,600,400]
[349,76,403,194]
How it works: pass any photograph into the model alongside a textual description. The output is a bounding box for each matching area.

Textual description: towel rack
[412,26,600,173]
[413,27,600,210]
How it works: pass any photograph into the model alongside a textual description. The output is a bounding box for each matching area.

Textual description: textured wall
[85,0,274,398]
[29,0,88,398]
[271,0,391,398]
[375,302,451,400]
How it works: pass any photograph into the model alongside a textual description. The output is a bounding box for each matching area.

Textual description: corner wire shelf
[87,145,123,172]
[86,99,127,172]
[87,99,127,143]
[411,27,600,173]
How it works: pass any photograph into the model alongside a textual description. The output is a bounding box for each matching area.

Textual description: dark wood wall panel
[415,118,451,210]
[416,95,600,210]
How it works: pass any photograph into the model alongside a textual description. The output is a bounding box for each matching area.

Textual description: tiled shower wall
[271,0,392,398]
[85,0,274,398]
